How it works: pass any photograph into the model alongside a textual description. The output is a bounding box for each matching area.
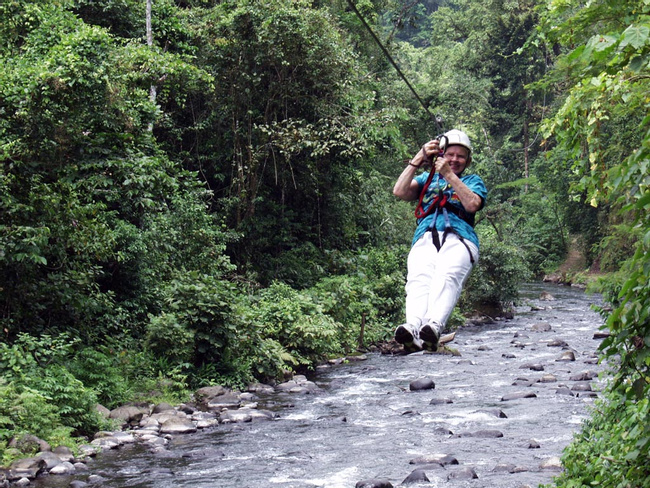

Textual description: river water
[35,282,608,488]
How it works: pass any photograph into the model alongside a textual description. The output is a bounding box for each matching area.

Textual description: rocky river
[28,282,608,488]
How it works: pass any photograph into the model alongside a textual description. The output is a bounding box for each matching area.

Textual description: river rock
[194,385,228,404]
[109,405,149,424]
[528,439,541,448]
[409,454,458,466]
[540,292,556,301]
[531,322,552,332]
[493,463,516,473]
[52,445,74,462]
[49,461,75,475]
[448,467,478,480]
[207,392,242,410]
[14,479,30,487]
[355,479,393,488]
[540,456,563,470]
[555,387,575,396]
[456,430,503,438]
[571,382,592,391]
[501,391,537,401]
[409,377,435,391]
[275,375,320,394]
[547,338,568,347]
[70,481,88,488]
[538,374,557,383]
[569,371,598,381]
[520,363,544,371]
[35,451,63,469]
[9,435,50,454]
[557,351,576,361]
[429,397,453,405]
[160,416,197,434]
[402,469,430,484]
[152,402,175,414]
[7,457,46,480]
[95,404,111,418]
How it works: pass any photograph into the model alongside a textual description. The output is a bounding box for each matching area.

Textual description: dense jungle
[1,0,649,486]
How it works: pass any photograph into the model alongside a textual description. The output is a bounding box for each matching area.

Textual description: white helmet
[440,129,472,155]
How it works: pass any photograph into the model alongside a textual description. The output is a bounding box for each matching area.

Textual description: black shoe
[395,323,423,352]
[419,322,441,351]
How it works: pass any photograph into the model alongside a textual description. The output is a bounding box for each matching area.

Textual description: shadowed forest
[1,0,649,485]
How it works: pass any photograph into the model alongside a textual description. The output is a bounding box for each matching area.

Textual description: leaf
[619,25,650,51]
[586,34,618,52]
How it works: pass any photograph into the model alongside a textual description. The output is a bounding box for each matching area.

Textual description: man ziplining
[393,129,488,352]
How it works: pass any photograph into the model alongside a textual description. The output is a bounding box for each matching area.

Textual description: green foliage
[0,334,110,446]
[534,1,650,486]
[463,232,532,311]
[246,282,344,371]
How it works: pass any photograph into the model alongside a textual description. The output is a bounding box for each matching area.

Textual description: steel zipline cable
[345,0,443,134]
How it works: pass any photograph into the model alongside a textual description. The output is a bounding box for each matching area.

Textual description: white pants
[405,231,478,328]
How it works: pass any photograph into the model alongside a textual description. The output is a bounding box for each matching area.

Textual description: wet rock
[194,385,228,404]
[502,353,516,359]
[402,469,430,484]
[578,391,598,398]
[512,378,534,387]
[540,292,556,301]
[528,439,541,448]
[70,481,88,488]
[160,416,197,434]
[520,363,545,371]
[447,467,478,480]
[206,392,242,410]
[49,461,76,475]
[569,371,598,381]
[557,351,576,362]
[571,382,592,391]
[456,430,503,438]
[87,474,109,484]
[501,391,537,401]
[109,405,149,424]
[476,408,507,418]
[477,345,491,351]
[547,339,568,347]
[15,479,30,487]
[555,387,575,396]
[36,451,63,470]
[538,374,557,383]
[429,397,453,405]
[401,410,420,416]
[432,427,453,435]
[90,436,120,450]
[152,403,175,414]
[52,445,74,462]
[593,331,610,339]
[276,375,320,394]
[493,463,516,473]
[7,457,46,480]
[540,456,563,470]
[346,354,368,362]
[410,454,458,466]
[531,322,552,332]
[409,378,435,391]
[355,479,393,488]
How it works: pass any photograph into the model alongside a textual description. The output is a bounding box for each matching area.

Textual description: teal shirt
[412,172,487,249]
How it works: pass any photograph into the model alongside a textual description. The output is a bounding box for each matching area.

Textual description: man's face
[445,145,470,175]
